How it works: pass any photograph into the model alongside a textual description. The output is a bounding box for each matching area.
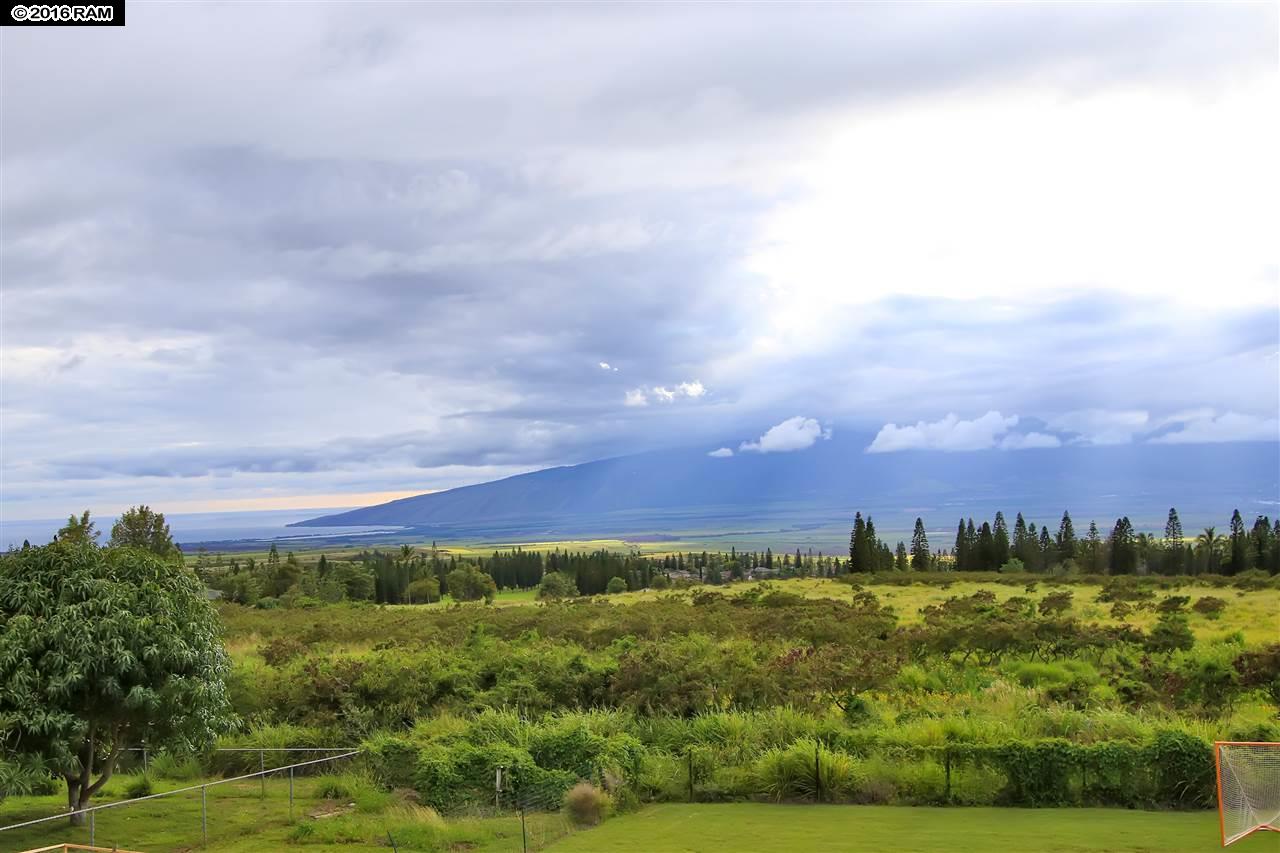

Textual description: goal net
[1216,741,1280,846]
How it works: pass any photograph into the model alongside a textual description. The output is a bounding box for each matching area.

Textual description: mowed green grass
[549,804,1268,853]
[0,775,573,852]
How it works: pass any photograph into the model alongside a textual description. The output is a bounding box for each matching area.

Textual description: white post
[202,784,208,845]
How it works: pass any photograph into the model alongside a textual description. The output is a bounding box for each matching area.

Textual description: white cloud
[708,447,734,458]
[867,411,1019,453]
[625,380,706,407]
[1047,410,1149,445]
[1150,411,1279,444]
[677,380,706,398]
[740,416,831,453]
[1000,431,1062,450]
[599,361,617,372]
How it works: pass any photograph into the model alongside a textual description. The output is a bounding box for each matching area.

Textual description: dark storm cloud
[1,1,1275,516]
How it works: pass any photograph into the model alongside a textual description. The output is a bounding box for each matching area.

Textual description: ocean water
[0,508,399,550]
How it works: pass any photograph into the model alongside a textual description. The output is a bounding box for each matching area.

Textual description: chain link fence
[0,749,360,852]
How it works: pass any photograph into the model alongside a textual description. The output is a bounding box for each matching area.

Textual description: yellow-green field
[469,576,1280,644]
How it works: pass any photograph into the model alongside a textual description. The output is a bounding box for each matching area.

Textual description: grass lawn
[0,774,573,852]
[548,803,1272,853]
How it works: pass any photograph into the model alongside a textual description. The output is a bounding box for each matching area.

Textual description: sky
[2,2,1278,520]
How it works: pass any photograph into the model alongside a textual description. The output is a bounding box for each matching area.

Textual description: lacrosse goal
[1215,741,1280,846]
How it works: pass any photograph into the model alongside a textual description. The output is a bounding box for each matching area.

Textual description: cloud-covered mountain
[295,438,1279,547]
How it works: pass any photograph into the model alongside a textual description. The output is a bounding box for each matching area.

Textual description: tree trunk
[66,776,84,826]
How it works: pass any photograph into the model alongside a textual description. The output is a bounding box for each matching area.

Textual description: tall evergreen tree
[954,519,968,571]
[849,513,867,572]
[1272,518,1280,575]
[1109,517,1137,574]
[993,512,1010,567]
[1055,511,1076,564]
[849,513,864,572]
[910,518,930,570]
[1084,521,1104,573]
[1228,509,1249,576]
[1038,526,1052,571]
[864,518,879,571]
[977,522,995,570]
[894,542,908,572]
[1163,508,1185,574]
[1250,516,1272,576]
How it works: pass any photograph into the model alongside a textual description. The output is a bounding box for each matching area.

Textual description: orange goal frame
[1214,740,1280,847]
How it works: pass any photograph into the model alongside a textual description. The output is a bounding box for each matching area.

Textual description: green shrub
[1146,729,1213,809]
[753,739,856,802]
[364,734,421,790]
[149,752,202,781]
[124,774,152,799]
[1192,596,1227,619]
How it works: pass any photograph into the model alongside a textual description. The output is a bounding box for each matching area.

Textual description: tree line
[848,508,1280,575]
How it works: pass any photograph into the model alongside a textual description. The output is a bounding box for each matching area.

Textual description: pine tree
[1038,526,1052,571]
[965,520,978,571]
[910,518,930,570]
[977,522,995,570]
[1272,518,1280,575]
[1250,516,1272,576]
[850,513,867,572]
[1085,521,1103,573]
[1109,517,1137,574]
[1055,511,1076,564]
[864,518,879,571]
[993,512,1010,567]
[1228,509,1248,576]
[954,519,968,572]
[894,542,909,572]
[1163,508,1185,574]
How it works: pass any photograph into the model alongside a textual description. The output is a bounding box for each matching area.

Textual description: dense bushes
[192,579,1280,818]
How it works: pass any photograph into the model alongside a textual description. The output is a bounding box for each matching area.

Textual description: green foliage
[1146,730,1213,809]
[539,571,581,600]
[124,773,153,799]
[606,576,629,594]
[148,751,202,781]
[447,565,497,603]
[0,542,232,818]
[1191,596,1226,619]
[108,505,178,558]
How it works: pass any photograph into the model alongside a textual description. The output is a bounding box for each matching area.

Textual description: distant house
[204,588,223,601]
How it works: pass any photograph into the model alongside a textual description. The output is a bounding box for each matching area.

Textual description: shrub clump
[564,782,611,826]
[1192,596,1227,620]
[124,774,152,799]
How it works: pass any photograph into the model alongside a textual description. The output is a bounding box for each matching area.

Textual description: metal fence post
[89,810,95,847]
[202,784,208,845]
[260,749,266,800]
[815,744,823,803]
[142,746,148,775]
[289,766,294,822]
[687,749,694,802]
[944,748,952,804]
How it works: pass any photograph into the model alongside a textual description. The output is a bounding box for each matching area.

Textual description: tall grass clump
[753,738,856,802]
[564,782,611,826]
